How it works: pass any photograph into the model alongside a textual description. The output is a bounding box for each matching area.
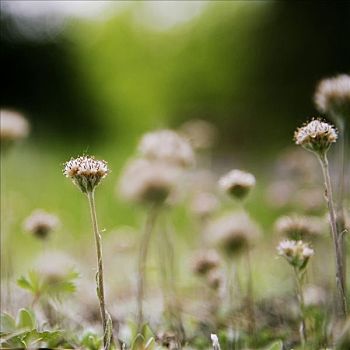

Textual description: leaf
[17,276,33,293]
[144,337,155,350]
[131,333,145,350]
[16,308,36,330]
[0,312,16,333]
[265,340,283,350]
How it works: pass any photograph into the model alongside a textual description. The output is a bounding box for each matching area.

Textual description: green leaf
[0,312,16,333]
[17,276,33,293]
[144,337,155,350]
[16,308,36,330]
[131,333,145,350]
[265,340,283,350]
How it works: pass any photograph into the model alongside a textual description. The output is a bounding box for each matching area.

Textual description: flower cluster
[207,212,260,256]
[219,169,256,200]
[0,109,30,148]
[119,158,179,205]
[314,74,350,117]
[63,156,109,193]
[23,209,60,240]
[138,129,195,168]
[277,240,314,270]
[294,119,337,155]
[275,214,325,240]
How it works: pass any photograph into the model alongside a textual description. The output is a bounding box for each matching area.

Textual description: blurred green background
[1,1,349,279]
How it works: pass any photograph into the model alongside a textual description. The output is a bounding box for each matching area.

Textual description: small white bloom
[63,155,109,193]
[219,169,256,200]
[24,209,60,240]
[0,109,30,147]
[294,119,337,155]
[138,129,194,168]
[314,74,350,117]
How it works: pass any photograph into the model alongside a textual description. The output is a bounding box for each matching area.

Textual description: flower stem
[293,267,307,347]
[136,205,159,333]
[87,191,111,349]
[318,153,347,317]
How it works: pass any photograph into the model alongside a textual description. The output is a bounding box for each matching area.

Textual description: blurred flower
[191,249,220,276]
[138,129,194,168]
[63,155,109,193]
[206,212,261,257]
[119,158,179,205]
[219,169,256,200]
[23,209,60,240]
[0,109,30,149]
[274,214,325,240]
[277,240,314,270]
[206,269,223,291]
[179,119,217,150]
[190,192,220,220]
[294,119,337,156]
[314,74,350,117]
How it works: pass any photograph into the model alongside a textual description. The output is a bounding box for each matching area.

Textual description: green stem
[293,268,307,347]
[87,191,110,349]
[136,205,158,333]
[318,154,347,317]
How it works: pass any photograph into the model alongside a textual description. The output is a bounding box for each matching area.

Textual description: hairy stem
[87,191,111,349]
[136,205,159,333]
[318,154,347,317]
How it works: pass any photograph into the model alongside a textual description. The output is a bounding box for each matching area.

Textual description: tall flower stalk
[277,239,314,346]
[295,119,347,317]
[63,155,113,350]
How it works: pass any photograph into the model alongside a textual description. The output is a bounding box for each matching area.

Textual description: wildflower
[23,209,60,240]
[314,74,350,117]
[277,240,314,270]
[191,249,220,275]
[275,214,325,240]
[207,212,260,256]
[219,169,256,200]
[179,119,217,150]
[119,158,178,205]
[0,109,29,148]
[63,155,109,194]
[138,129,194,168]
[190,192,220,220]
[294,119,337,156]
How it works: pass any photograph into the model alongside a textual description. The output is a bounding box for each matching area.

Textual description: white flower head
[219,169,256,200]
[277,239,314,270]
[119,158,179,205]
[275,214,325,240]
[206,212,261,257]
[0,109,30,148]
[190,192,220,219]
[23,209,60,240]
[294,119,337,155]
[63,155,109,193]
[314,74,350,117]
[138,129,195,168]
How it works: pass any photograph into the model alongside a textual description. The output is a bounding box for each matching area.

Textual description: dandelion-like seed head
[207,212,261,257]
[294,119,337,156]
[277,239,314,270]
[119,158,179,205]
[63,155,109,193]
[23,209,60,240]
[219,169,256,200]
[138,129,195,168]
[191,249,220,276]
[314,74,350,117]
[275,214,325,240]
[0,109,30,149]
